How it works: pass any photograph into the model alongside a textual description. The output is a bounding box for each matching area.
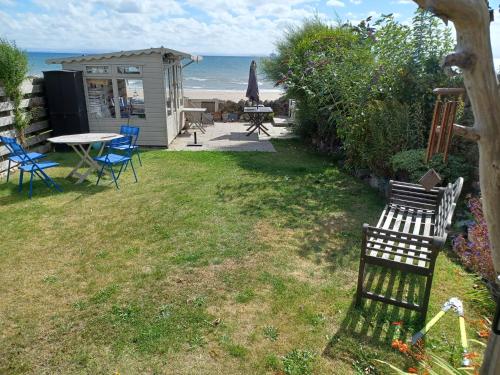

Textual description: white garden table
[48,133,123,184]
[182,107,208,134]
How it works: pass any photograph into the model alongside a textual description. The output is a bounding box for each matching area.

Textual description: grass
[0,139,492,374]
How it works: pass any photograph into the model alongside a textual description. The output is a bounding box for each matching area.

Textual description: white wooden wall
[62,53,171,147]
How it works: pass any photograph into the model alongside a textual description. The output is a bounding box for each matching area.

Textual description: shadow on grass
[215,139,383,271]
[0,177,110,205]
[323,265,425,370]
[0,148,150,204]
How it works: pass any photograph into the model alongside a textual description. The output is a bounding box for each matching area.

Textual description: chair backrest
[105,135,133,160]
[0,136,28,158]
[120,125,140,146]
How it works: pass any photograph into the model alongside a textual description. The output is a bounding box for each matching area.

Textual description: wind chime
[425,88,465,163]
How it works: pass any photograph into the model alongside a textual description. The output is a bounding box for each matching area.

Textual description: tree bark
[412,1,500,374]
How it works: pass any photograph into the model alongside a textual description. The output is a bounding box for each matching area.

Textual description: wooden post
[412,1,500,374]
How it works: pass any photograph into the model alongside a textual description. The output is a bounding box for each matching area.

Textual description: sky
[0,0,499,64]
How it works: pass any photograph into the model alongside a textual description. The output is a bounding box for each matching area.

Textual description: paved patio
[168,121,295,152]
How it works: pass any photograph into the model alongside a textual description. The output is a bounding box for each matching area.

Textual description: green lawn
[0,140,490,374]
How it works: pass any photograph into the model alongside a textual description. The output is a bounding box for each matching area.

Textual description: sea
[27,52,279,92]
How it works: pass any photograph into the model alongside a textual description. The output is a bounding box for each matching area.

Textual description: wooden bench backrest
[388,181,442,211]
[435,177,464,237]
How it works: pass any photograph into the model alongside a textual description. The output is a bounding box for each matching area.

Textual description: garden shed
[46,47,201,146]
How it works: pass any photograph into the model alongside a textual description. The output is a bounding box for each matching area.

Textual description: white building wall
[62,53,170,147]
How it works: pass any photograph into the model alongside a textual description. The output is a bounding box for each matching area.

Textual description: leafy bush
[390,149,472,184]
[263,11,459,177]
[282,349,316,375]
[453,196,495,284]
[0,38,29,143]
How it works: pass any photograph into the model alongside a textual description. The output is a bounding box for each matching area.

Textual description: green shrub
[0,38,29,143]
[390,149,472,183]
[263,11,460,177]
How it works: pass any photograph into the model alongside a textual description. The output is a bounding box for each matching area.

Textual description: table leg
[193,121,206,134]
[76,143,105,184]
[68,143,107,184]
[246,124,260,136]
[258,125,271,136]
[67,144,87,178]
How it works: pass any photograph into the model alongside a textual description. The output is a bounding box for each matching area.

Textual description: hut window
[116,65,141,75]
[85,65,110,74]
[86,79,116,118]
[117,79,146,119]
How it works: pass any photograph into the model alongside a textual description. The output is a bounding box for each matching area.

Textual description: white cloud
[0,0,499,63]
[350,0,362,4]
[326,0,345,7]
[0,0,322,55]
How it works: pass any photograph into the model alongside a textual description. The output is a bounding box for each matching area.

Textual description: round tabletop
[48,133,123,145]
[181,108,207,112]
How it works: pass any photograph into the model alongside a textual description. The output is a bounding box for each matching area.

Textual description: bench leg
[355,257,366,306]
[355,225,369,306]
[420,260,437,323]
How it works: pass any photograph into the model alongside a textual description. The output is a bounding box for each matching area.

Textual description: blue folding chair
[95,136,138,189]
[107,125,142,166]
[0,137,61,199]
[1,136,46,182]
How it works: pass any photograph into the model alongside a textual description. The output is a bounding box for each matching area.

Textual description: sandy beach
[184,89,283,102]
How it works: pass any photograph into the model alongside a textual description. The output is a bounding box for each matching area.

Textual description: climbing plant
[0,38,29,144]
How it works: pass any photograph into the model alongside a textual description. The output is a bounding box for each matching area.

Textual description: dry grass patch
[0,141,492,374]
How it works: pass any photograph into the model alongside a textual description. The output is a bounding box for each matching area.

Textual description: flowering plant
[452,196,495,284]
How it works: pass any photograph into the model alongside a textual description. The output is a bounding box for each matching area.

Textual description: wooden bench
[355,177,464,319]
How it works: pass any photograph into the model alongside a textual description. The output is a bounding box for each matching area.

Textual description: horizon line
[26,50,273,58]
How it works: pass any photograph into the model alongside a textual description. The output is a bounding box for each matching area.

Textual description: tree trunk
[412,1,500,374]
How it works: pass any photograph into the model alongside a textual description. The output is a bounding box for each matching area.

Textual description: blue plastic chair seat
[94,153,131,164]
[108,144,139,151]
[9,152,45,163]
[1,135,61,198]
[20,161,60,172]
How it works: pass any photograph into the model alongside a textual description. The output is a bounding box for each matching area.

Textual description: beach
[183,89,283,102]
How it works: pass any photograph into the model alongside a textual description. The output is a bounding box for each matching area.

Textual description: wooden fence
[0,78,52,175]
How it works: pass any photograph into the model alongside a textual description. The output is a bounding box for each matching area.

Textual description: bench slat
[406,210,422,266]
[389,198,437,211]
[381,208,404,261]
[391,181,441,193]
[394,209,414,263]
[369,205,396,258]
[365,245,431,261]
[366,237,432,254]
[391,187,440,199]
[391,192,438,205]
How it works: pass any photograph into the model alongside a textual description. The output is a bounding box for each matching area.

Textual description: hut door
[164,63,179,141]
[165,64,177,122]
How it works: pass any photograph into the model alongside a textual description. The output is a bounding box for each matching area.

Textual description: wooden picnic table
[182,107,207,134]
[244,106,273,136]
[48,133,123,184]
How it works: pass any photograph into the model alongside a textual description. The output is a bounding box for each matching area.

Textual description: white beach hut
[46,47,201,147]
